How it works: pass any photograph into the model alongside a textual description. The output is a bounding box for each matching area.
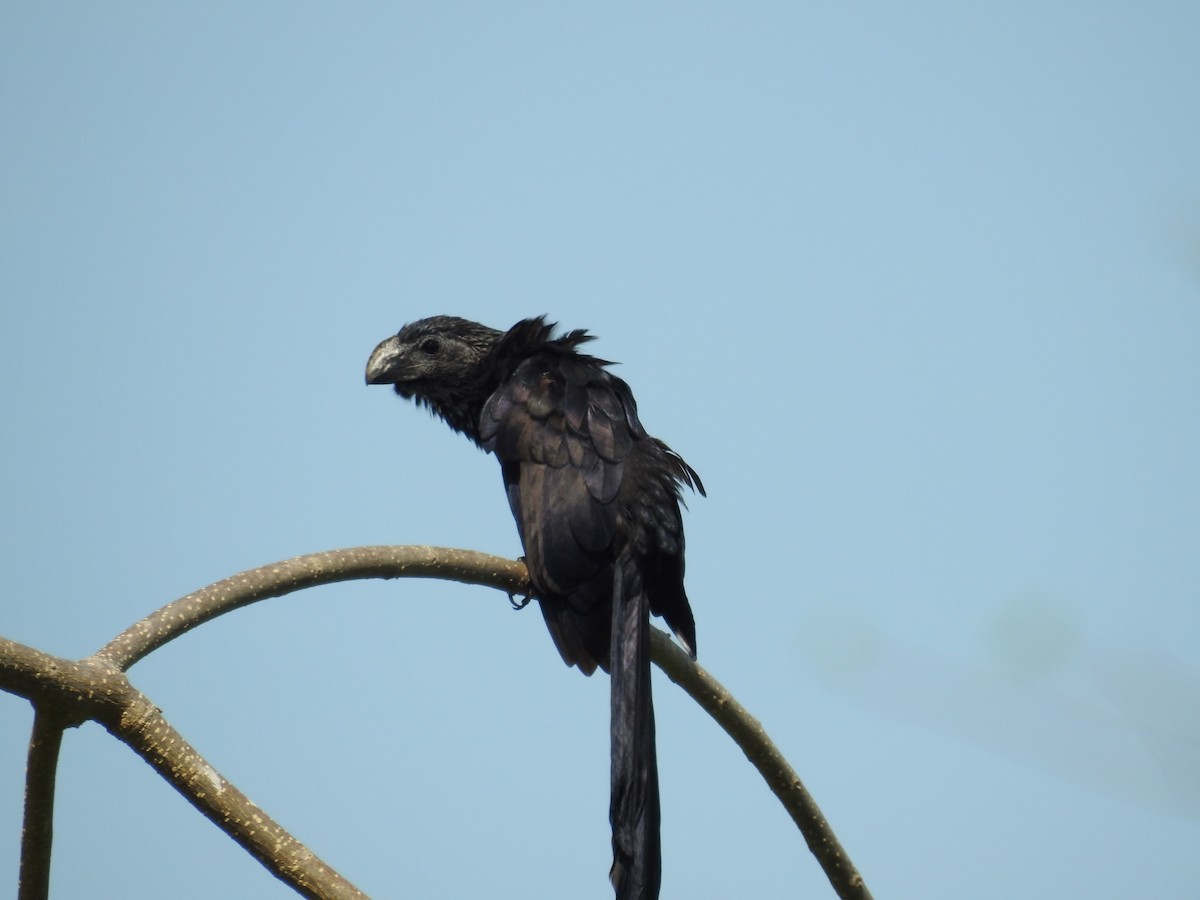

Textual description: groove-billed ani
[365,316,703,899]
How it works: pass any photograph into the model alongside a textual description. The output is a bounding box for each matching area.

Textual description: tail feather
[608,548,661,900]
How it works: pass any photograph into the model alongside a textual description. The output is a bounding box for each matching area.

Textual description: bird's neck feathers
[492,316,609,374]
[418,316,606,443]
[414,392,484,443]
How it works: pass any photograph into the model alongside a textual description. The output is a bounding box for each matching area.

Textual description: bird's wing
[479,351,641,670]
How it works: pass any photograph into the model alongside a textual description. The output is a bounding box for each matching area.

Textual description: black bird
[366,316,703,899]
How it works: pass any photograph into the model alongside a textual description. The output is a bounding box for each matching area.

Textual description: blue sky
[2,4,1198,898]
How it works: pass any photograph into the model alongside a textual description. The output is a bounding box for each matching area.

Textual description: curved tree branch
[3,546,872,899]
[649,631,873,900]
[99,547,871,898]
[96,546,528,671]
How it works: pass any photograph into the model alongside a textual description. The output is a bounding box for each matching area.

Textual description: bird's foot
[508,555,533,609]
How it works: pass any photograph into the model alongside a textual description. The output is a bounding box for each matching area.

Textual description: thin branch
[2,638,366,900]
[107,690,366,900]
[0,638,101,709]
[96,546,528,671]
[19,709,66,900]
[2,546,873,899]
[93,546,871,898]
[650,631,873,900]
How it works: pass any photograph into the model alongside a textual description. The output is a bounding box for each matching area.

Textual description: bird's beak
[365,335,406,385]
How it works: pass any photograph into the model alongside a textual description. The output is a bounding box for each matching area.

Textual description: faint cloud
[1153,195,1200,285]
[981,594,1078,679]
[796,595,1200,816]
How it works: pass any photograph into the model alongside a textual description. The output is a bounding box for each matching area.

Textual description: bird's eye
[420,338,441,355]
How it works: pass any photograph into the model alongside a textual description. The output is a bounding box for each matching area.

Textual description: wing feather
[480,352,640,669]
[479,342,699,669]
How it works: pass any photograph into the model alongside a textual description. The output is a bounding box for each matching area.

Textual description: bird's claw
[507,556,533,609]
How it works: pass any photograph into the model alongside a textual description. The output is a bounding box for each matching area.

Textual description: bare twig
[18,709,66,900]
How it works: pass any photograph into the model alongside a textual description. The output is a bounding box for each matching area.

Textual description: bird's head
[365,315,502,438]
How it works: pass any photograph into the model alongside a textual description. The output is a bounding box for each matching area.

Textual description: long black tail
[608,548,661,900]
